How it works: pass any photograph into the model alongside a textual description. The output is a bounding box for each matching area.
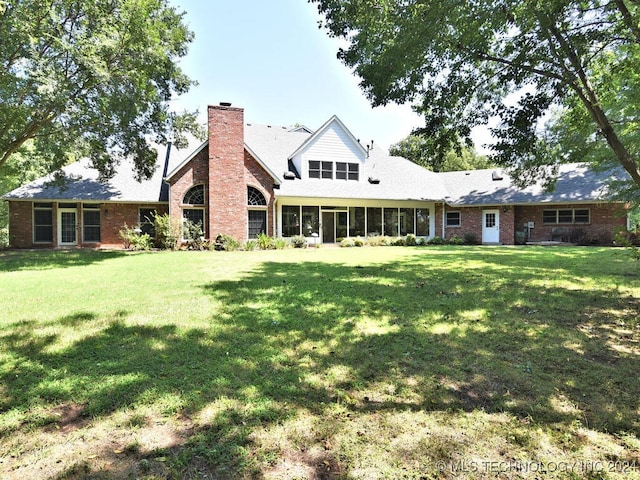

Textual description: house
[2,103,629,248]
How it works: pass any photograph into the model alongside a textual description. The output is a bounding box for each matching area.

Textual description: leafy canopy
[0,0,202,181]
[312,0,640,193]
[389,134,493,172]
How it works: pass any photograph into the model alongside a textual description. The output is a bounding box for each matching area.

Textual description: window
[247,186,267,206]
[248,210,267,238]
[33,202,53,243]
[367,208,382,236]
[302,206,319,236]
[183,184,205,205]
[349,207,365,236]
[336,162,347,180]
[282,205,300,237]
[309,161,320,179]
[543,208,590,224]
[446,211,461,227]
[416,208,430,236]
[83,204,101,243]
[321,161,333,179]
[400,208,414,236]
[183,208,204,227]
[384,208,398,236]
[349,163,359,180]
[139,208,157,237]
[334,162,360,181]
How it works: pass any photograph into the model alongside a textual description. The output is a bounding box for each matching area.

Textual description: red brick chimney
[207,103,247,240]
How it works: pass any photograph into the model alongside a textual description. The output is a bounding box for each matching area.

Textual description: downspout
[441,202,446,238]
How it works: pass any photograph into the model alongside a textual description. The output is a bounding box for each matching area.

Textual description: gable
[289,116,367,179]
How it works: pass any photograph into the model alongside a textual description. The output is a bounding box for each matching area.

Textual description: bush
[183,220,205,250]
[154,213,181,250]
[0,227,8,249]
[427,236,446,245]
[214,234,239,251]
[405,234,417,246]
[463,233,479,245]
[119,224,152,251]
[366,235,384,246]
[244,239,258,251]
[274,238,288,250]
[417,237,427,246]
[256,232,275,250]
[392,236,406,246]
[290,235,307,248]
[448,234,464,245]
[340,237,355,247]
[353,236,365,247]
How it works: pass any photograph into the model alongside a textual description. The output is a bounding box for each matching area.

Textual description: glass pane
[84,226,101,242]
[282,205,300,237]
[302,206,319,236]
[558,210,573,223]
[446,212,460,227]
[336,211,348,239]
[543,210,557,224]
[248,210,267,238]
[321,161,333,179]
[61,212,76,243]
[35,226,53,242]
[309,161,320,179]
[574,209,590,223]
[348,163,359,181]
[183,185,205,205]
[400,208,414,235]
[336,162,347,180]
[367,208,382,236]
[349,207,365,236]
[183,209,204,226]
[485,213,496,228]
[416,208,429,236]
[384,208,398,236]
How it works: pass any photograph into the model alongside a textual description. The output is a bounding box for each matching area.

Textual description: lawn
[0,246,639,479]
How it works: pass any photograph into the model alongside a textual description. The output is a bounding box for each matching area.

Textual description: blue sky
[169,0,423,151]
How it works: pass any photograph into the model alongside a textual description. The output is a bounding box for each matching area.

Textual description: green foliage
[448,235,464,245]
[118,224,152,251]
[0,0,203,178]
[290,235,308,248]
[390,134,494,172]
[244,239,258,251]
[256,232,275,250]
[214,234,240,252]
[153,213,181,250]
[0,226,8,249]
[427,236,446,245]
[463,233,479,245]
[183,220,205,250]
[353,236,365,247]
[340,237,356,247]
[405,234,417,246]
[313,0,640,190]
[274,238,288,250]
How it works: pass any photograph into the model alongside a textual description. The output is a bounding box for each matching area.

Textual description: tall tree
[312,0,640,191]
[390,134,493,172]
[0,0,201,180]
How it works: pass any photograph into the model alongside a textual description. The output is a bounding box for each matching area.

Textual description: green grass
[0,246,639,479]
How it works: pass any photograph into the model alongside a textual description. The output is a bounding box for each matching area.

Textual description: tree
[312,0,640,192]
[390,134,494,172]
[0,0,202,181]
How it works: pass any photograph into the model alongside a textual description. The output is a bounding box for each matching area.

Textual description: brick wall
[8,201,35,248]
[514,203,627,244]
[208,104,247,240]
[244,150,275,237]
[168,146,209,236]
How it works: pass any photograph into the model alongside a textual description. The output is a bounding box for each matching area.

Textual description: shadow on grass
[0,249,128,272]
[1,248,638,478]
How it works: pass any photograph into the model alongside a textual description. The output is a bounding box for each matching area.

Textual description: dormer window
[310,160,358,181]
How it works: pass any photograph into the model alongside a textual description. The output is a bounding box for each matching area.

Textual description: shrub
[119,224,152,251]
[0,227,8,249]
[274,238,288,250]
[353,236,365,247]
[417,237,427,246]
[154,213,181,250]
[380,236,393,246]
[183,220,205,250]
[290,235,307,248]
[256,232,275,250]
[463,233,479,245]
[405,234,417,246]
[244,239,258,251]
[214,233,239,251]
[448,234,464,245]
[427,236,446,245]
[392,236,406,246]
[340,237,355,247]
[366,235,384,246]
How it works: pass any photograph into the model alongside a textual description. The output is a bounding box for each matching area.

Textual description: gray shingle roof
[440,163,620,206]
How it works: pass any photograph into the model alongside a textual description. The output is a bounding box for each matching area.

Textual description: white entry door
[482,209,500,244]
[58,208,78,246]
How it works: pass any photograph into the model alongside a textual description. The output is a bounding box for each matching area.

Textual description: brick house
[2,103,629,248]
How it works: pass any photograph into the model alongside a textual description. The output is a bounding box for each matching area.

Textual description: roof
[440,163,621,206]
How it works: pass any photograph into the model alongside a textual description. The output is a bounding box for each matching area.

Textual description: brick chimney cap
[219,102,232,107]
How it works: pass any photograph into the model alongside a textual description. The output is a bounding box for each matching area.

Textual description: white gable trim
[287,115,368,160]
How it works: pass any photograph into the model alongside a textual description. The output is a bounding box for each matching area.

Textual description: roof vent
[368,177,380,184]
[219,102,232,107]
[492,170,504,181]
[283,171,296,180]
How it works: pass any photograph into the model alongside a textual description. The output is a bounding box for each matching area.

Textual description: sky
[169,0,426,151]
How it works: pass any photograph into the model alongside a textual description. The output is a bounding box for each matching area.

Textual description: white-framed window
[308,160,334,179]
[82,204,101,243]
[446,211,461,227]
[247,186,267,238]
[33,202,53,243]
[543,208,590,224]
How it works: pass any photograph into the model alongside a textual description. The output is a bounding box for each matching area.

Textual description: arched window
[247,186,267,238]
[247,186,266,206]
[183,184,205,205]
